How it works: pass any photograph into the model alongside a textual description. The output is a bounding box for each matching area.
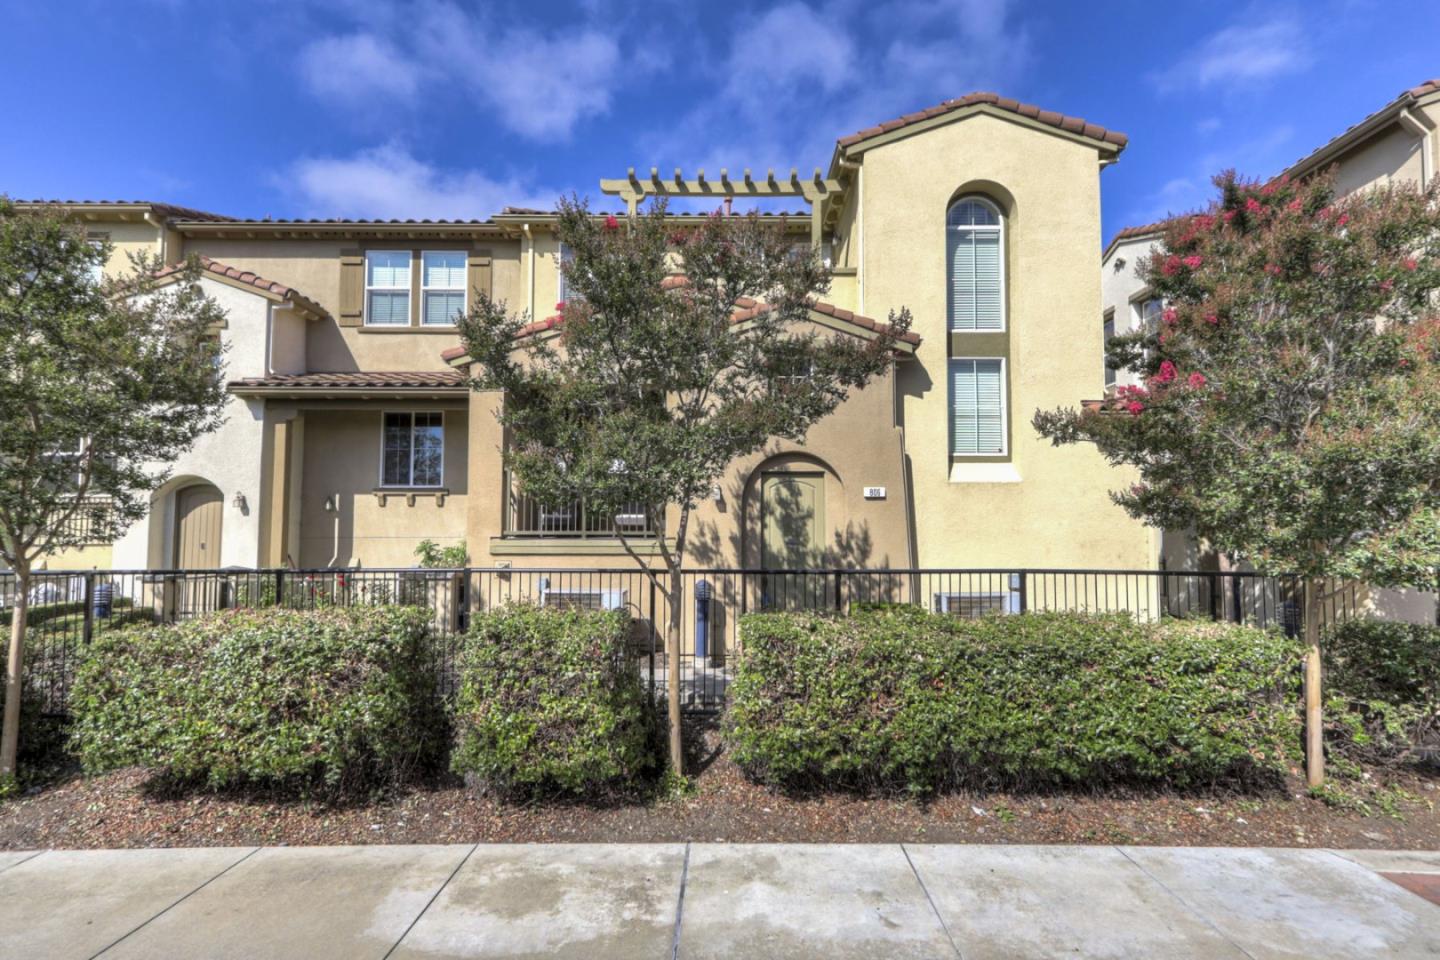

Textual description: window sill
[489,537,669,556]
[359,326,460,334]
[373,487,449,506]
[948,462,1021,484]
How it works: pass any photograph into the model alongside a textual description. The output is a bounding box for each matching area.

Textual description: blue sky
[2,0,1436,244]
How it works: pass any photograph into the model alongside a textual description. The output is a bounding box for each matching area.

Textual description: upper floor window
[381,412,443,487]
[1103,308,1117,387]
[366,251,411,326]
[950,357,1006,456]
[557,242,576,303]
[421,251,466,326]
[947,197,1004,332]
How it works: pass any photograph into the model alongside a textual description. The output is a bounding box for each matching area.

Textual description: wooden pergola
[599,166,845,249]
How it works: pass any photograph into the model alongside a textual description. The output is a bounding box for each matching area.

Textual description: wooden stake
[1304,578,1324,788]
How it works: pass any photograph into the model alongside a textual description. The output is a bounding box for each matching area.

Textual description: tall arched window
[947,197,1004,331]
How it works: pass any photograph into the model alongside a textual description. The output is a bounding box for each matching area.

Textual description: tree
[1034,170,1440,785]
[0,200,228,780]
[458,200,911,775]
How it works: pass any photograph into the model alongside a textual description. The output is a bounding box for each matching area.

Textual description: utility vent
[933,592,1019,618]
[543,588,628,612]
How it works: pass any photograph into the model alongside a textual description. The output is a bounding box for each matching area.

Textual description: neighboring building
[24,91,1159,596]
[1099,78,1440,623]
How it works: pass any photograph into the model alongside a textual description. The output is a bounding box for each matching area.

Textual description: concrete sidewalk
[1,845,1438,959]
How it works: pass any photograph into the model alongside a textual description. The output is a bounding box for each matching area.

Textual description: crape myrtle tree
[458,198,911,775]
[1034,171,1440,786]
[0,200,227,781]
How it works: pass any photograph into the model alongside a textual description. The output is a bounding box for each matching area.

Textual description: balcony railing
[504,475,659,539]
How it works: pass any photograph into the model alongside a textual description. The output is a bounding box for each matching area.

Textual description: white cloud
[471,29,622,141]
[1125,125,1296,226]
[282,143,559,220]
[1153,15,1311,93]
[299,33,421,105]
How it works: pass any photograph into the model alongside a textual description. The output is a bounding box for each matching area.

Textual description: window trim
[1103,307,1117,388]
[557,241,575,303]
[378,410,445,489]
[946,196,1006,333]
[420,250,467,327]
[364,250,413,327]
[948,356,1008,459]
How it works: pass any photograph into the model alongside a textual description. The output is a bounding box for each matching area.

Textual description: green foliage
[0,596,135,628]
[415,539,468,568]
[726,608,1303,794]
[451,604,653,796]
[70,606,445,791]
[1323,618,1440,765]
[458,199,909,578]
[1034,171,1440,586]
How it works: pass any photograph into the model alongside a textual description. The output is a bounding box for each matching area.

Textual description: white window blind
[382,412,444,487]
[950,358,1005,455]
[947,198,1003,331]
[421,251,466,326]
[366,251,411,326]
[557,242,575,302]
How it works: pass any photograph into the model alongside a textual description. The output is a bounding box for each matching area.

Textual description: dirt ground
[4,724,1439,850]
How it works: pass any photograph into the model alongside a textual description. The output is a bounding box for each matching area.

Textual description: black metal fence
[1,566,1373,716]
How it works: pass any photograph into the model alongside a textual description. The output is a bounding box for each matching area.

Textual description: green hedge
[451,605,653,796]
[70,606,444,790]
[1,596,135,629]
[1323,619,1440,764]
[726,607,1303,794]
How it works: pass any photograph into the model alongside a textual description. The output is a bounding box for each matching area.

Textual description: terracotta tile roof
[18,199,234,222]
[229,371,466,392]
[152,256,328,318]
[174,217,497,226]
[838,92,1128,152]
[1285,78,1440,179]
[1102,218,1175,259]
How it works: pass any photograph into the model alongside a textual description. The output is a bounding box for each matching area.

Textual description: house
[1099,78,1440,623]
[26,91,1159,595]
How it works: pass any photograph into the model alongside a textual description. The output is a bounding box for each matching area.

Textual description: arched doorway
[174,483,223,569]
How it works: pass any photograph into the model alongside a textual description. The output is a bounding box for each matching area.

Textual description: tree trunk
[666,563,684,778]
[1,563,30,780]
[1304,577,1324,788]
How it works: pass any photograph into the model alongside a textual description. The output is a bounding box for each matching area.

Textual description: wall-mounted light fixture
[232,490,247,511]
[323,494,337,513]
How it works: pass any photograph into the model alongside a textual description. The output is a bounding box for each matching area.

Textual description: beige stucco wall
[297,406,469,567]
[91,221,161,277]
[1326,121,1428,195]
[861,112,1155,569]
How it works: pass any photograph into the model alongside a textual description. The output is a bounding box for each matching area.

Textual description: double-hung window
[947,198,1004,331]
[381,412,444,487]
[557,242,575,303]
[421,251,466,326]
[365,251,411,326]
[950,358,1006,456]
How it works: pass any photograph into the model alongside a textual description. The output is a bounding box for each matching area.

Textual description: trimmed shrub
[1323,619,1440,764]
[451,605,652,796]
[70,606,444,790]
[726,607,1302,794]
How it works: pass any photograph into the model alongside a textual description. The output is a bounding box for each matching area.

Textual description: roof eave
[1285,85,1440,181]
[836,103,1127,162]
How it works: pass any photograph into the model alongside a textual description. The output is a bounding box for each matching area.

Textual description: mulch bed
[4,726,1438,850]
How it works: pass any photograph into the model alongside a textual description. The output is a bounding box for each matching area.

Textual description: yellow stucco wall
[297,407,469,567]
[859,112,1154,569]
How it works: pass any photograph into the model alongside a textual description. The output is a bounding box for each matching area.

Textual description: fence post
[834,571,843,613]
[1017,569,1029,613]
[274,568,285,609]
[1209,573,1221,621]
[81,572,95,646]
[1230,574,1243,624]
[648,579,657,704]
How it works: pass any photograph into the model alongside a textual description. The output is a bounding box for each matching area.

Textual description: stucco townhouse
[28,91,1159,603]
[1100,77,1440,624]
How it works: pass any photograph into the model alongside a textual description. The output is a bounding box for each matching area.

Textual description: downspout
[1397,108,1434,189]
[522,223,535,318]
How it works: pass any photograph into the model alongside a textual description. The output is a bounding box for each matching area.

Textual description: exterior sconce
[232,491,247,511]
[323,494,337,513]
[710,484,723,502]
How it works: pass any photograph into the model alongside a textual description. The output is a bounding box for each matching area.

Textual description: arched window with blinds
[947,197,1004,331]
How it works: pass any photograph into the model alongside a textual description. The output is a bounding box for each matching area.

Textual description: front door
[760,473,827,609]
[174,484,223,614]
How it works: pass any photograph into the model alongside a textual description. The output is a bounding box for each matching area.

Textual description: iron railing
[0,566,1392,716]
[503,471,658,539]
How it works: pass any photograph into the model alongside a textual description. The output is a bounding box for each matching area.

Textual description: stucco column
[260,411,298,567]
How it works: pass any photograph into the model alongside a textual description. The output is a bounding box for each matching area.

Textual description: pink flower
[1403,258,1418,272]
[1126,401,1145,415]
[1264,263,1282,276]
[1154,360,1178,384]
[554,301,566,315]
[603,214,619,231]
[1223,210,1237,223]
[1287,199,1303,213]
[1187,372,1207,389]
[1380,278,1395,292]
[1193,214,1214,231]
[1261,183,1277,196]
[1336,213,1350,227]
[1204,313,1219,325]
[1161,307,1179,326]
[1182,255,1203,269]
[1161,255,1182,276]
[1245,197,1262,213]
